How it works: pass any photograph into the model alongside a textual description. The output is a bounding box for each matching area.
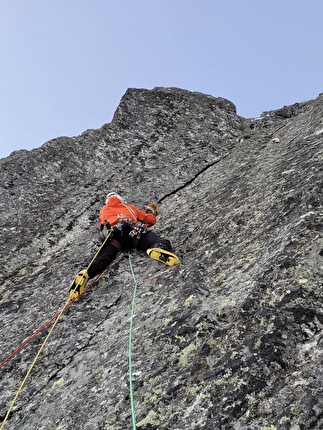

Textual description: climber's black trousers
[87,227,173,278]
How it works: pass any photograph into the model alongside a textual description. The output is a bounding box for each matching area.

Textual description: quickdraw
[115,216,148,240]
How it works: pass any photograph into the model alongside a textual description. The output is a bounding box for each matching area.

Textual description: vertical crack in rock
[0,88,323,429]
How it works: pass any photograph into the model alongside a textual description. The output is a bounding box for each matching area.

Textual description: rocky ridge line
[0,87,322,429]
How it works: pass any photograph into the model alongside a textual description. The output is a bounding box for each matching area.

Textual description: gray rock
[0,87,322,429]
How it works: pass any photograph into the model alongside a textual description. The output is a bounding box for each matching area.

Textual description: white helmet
[105,192,124,204]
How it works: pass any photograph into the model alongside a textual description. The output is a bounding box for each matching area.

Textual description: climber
[69,192,180,300]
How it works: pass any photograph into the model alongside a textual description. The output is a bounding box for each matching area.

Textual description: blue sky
[1,0,322,159]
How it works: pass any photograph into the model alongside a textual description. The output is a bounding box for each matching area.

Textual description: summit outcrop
[1,87,322,429]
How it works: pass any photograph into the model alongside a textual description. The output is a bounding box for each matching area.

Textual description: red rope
[0,272,104,368]
[0,251,177,368]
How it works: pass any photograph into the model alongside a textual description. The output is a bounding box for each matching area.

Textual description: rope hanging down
[0,297,69,430]
[1,229,114,429]
[0,270,108,368]
[2,229,142,429]
[1,230,116,369]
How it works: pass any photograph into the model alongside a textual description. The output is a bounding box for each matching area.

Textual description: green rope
[128,252,138,430]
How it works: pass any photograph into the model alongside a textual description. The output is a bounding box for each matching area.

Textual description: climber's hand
[146,202,160,216]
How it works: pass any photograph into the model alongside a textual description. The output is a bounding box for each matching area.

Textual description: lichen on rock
[0,87,322,429]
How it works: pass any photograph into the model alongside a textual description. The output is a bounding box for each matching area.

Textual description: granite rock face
[0,87,322,429]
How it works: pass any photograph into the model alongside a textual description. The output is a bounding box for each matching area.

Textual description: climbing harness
[115,216,148,238]
[114,216,148,248]
[0,227,115,430]
[129,221,147,239]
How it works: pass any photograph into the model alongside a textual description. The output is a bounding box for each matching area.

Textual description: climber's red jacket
[99,195,156,228]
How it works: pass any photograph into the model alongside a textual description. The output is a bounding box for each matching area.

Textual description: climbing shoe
[68,269,89,300]
[146,248,180,266]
